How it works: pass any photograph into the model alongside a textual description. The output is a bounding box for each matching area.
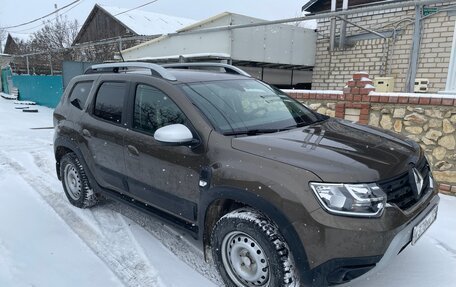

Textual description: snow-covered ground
[0,97,454,286]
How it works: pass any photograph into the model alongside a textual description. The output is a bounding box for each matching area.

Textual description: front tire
[211,208,298,287]
[60,153,98,208]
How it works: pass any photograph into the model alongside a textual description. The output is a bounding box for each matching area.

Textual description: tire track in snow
[0,239,17,282]
[29,149,222,285]
[30,150,55,176]
[0,151,167,287]
[105,201,222,285]
[429,237,456,259]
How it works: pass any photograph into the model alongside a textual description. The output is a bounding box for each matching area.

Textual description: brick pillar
[345,72,376,101]
[337,72,376,125]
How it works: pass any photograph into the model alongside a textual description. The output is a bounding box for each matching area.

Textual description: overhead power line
[7,0,85,34]
[114,0,159,16]
[0,0,80,30]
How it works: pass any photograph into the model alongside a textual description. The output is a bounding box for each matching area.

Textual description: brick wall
[312,3,456,93]
[285,72,456,195]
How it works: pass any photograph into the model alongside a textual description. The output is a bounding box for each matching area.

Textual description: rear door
[123,80,206,222]
[80,78,130,192]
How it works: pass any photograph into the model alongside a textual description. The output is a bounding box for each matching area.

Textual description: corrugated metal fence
[1,61,98,108]
[12,75,63,108]
[1,68,13,94]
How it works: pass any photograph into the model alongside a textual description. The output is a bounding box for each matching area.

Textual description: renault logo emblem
[412,168,424,195]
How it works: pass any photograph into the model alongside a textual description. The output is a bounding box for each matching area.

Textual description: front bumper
[299,192,440,286]
[337,193,440,285]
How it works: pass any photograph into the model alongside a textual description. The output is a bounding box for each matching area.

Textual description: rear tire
[60,153,98,208]
[211,208,298,287]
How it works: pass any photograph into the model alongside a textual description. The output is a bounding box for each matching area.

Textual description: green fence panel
[12,75,63,108]
[1,68,12,94]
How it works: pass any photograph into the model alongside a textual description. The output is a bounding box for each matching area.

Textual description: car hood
[232,118,421,183]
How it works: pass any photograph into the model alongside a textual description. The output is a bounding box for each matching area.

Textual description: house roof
[123,12,266,54]
[100,5,196,36]
[73,4,196,44]
[177,12,233,33]
[302,0,408,13]
[3,34,20,55]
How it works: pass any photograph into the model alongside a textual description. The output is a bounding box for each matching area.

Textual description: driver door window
[133,84,187,135]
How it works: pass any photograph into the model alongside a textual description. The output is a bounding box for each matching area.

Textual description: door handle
[82,129,91,138]
[127,145,139,156]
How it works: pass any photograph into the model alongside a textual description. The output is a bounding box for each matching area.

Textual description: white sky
[0,0,310,41]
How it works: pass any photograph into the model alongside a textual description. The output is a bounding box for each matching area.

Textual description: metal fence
[12,75,63,108]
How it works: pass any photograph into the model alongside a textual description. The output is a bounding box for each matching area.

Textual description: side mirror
[154,124,194,145]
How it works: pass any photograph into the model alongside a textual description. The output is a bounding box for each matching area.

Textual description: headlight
[310,183,386,217]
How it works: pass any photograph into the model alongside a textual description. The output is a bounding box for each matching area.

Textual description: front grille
[378,158,430,210]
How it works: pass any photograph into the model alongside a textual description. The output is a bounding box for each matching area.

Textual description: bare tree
[9,16,79,74]
[31,15,78,51]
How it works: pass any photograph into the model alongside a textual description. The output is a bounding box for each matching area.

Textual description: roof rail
[162,63,251,77]
[84,62,177,81]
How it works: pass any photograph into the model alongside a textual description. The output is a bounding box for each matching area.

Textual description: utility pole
[26,56,30,75]
[329,0,337,51]
[339,0,349,49]
[49,54,53,75]
[406,5,423,92]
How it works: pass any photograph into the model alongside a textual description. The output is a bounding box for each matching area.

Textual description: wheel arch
[199,186,312,285]
[54,136,85,180]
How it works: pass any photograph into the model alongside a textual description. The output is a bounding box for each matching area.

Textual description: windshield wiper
[285,116,330,130]
[224,129,285,136]
[285,122,308,129]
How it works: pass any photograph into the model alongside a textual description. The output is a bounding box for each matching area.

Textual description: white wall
[123,31,231,60]
[231,24,316,66]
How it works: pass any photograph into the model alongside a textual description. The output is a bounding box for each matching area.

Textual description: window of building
[93,82,127,124]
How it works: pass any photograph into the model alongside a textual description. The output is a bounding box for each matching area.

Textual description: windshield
[181,79,323,135]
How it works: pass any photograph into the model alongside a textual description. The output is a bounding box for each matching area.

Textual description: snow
[369,91,456,99]
[0,98,218,287]
[13,100,36,105]
[100,6,196,36]
[0,92,17,100]
[0,97,455,286]
[282,89,343,94]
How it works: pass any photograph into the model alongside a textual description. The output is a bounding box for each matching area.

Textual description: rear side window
[69,81,93,110]
[93,82,127,124]
[133,84,187,134]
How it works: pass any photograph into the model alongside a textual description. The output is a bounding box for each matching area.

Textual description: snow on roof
[177,12,231,33]
[7,32,32,42]
[369,91,456,99]
[100,5,196,36]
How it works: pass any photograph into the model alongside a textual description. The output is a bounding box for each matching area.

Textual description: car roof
[71,67,252,85]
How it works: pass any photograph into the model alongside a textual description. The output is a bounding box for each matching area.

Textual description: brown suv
[53,62,439,287]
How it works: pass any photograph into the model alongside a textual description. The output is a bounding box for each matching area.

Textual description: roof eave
[302,0,320,12]
[72,4,139,45]
[177,12,231,33]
